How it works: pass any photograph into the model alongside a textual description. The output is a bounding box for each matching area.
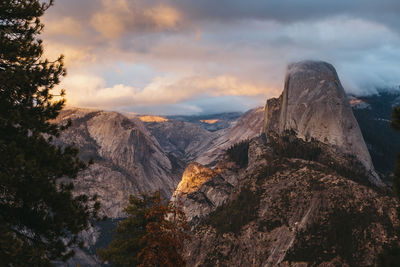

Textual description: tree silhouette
[0,0,98,265]
[98,191,190,267]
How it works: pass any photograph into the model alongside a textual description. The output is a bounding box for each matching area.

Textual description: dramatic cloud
[43,0,400,114]
[61,73,273,111]
[90,0,182,38]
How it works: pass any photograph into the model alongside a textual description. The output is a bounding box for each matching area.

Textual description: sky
[42,0,400,115]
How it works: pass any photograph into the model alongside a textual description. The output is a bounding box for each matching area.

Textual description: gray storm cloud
[43,0,400,114]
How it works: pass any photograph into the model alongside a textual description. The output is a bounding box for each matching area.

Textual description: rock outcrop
[263,60,382,186]
[55,107,265,266]
[171,161,239,223]
[173,163,216,195]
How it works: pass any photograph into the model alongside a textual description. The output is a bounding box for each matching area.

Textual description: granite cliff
[263,60,382,186]
[54,108,183,218]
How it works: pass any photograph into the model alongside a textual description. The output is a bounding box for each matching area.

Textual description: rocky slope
[143,119,217,163]
[168,112,242,132]
[173,134,399,266]
[54,108,183,218]
[195,107,265,166]
[263,60,382,186]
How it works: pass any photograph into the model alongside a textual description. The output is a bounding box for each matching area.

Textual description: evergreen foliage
[269,129,322,161]
[207,186,259,235]
[98,191,190,267]
[267,131,370,186]
[391,106,400,199]
[377,243,400,267]
[391,107,400,130]
[226,140,250,168]
[0,0,99,264]
[286,205,391,266]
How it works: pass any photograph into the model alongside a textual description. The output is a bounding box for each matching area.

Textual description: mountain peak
[263,60,383,186]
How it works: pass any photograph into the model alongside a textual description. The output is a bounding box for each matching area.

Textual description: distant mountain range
[55,63,400,266]
[167,112,242,132]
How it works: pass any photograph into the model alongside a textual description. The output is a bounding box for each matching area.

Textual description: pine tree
[98,191,190,267]
[0,0,99,265]
[391,107,400,130]
[391,107,400,199]
[98,195,148,267]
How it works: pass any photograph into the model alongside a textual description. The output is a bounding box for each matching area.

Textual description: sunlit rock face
[173,162,216,195]
[170,162,231,223]
[54,108,183,218]
[263,60,382,185]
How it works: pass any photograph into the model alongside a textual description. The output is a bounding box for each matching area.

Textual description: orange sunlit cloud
[41,0,400,114]
[44,17,84,38]
[90,0,182,38]
[61,73,278,109]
